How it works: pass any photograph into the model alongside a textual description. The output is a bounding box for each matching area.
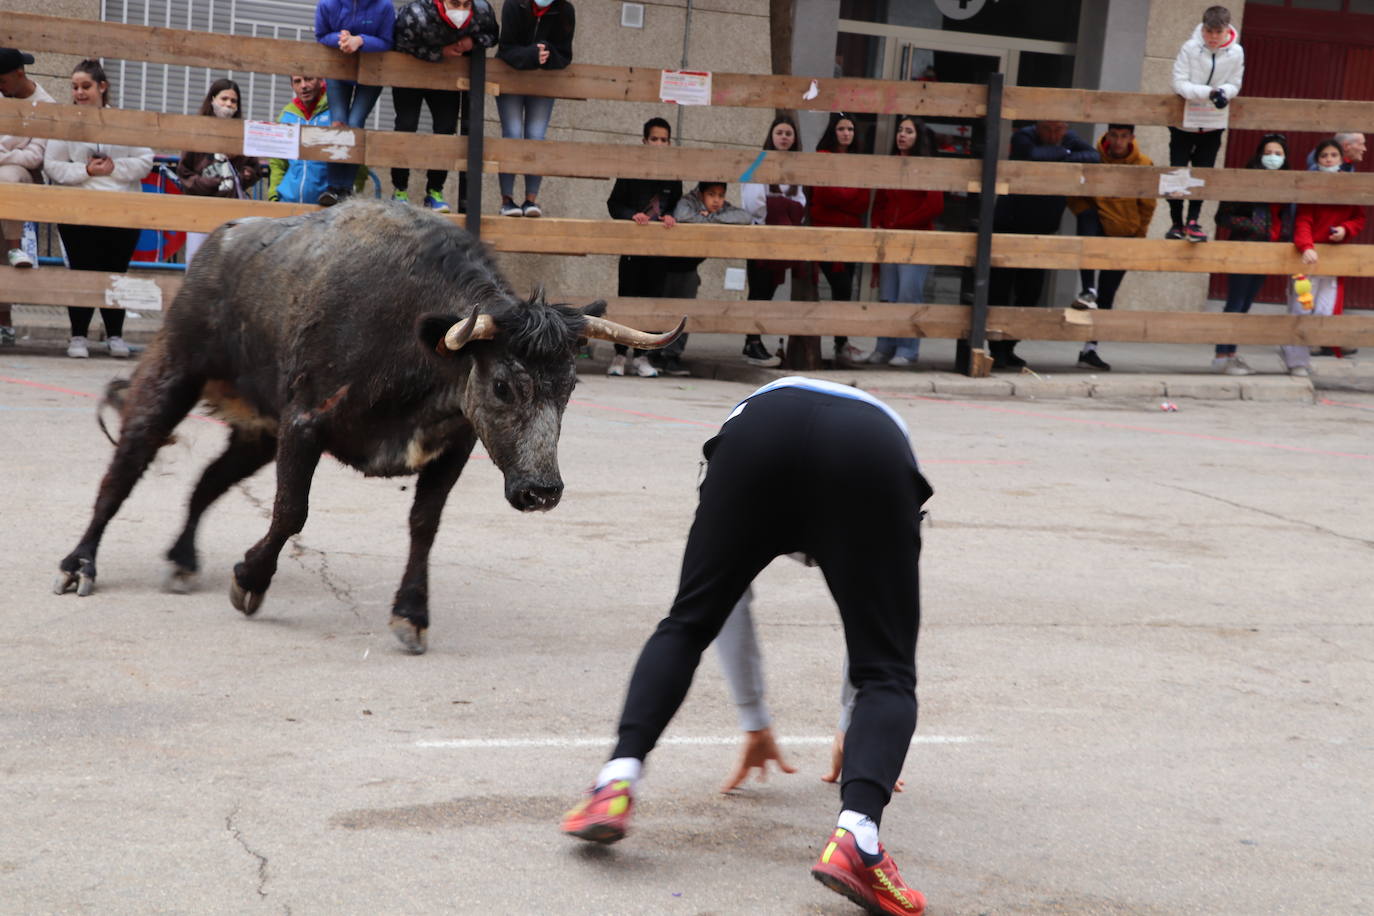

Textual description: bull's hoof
[53,568,95,597]
[389,615,428,655]
[229,579,265,616]
[163,564,198,595]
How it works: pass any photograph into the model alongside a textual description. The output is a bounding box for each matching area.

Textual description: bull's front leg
[389,430,478,654]
[229,415,323,616]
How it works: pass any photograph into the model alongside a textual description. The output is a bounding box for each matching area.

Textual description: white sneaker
[888,355,913,367]
[107,336,131,359]
[67,336,89,359]
[864,351,892,365]
[7,247,35,268]
[1222,356,1253,376]
[631,355,659,377]
[834,343,868,366]
[1072,289,1097,309]
[607,354,626,377]
[1289,365,1311,378]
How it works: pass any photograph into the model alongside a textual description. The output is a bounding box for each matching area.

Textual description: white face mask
[443,4,471,28]
[212,101,236,118]
[1260,154,1284,170]
[1319,163,1342,173]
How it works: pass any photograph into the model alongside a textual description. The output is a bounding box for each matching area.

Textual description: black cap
[0,48,36,75]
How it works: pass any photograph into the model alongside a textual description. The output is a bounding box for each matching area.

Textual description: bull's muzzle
[508,481,563,512]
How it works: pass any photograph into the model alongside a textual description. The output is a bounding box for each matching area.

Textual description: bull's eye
[493,379,512,401]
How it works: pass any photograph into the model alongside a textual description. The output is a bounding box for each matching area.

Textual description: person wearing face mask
[1305,132,1366,357]
[42,59,153,360]
[739,115,808,368]
[176,80,261,264]
[1279,139,1367,378]
[1211,134,1294,376]
[495,0,576,218]
[391,0,499,215]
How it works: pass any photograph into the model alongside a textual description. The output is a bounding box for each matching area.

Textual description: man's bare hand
[820,730,904,792]
[721,727,797,793]
[632,212,650,225]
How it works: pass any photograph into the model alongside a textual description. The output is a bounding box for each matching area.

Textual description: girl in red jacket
[809,113,872,366]
[867,116,944,366]
[1280,138,1367,377]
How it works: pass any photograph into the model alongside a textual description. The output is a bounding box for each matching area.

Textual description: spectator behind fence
[267,76,362,204]
[1280,139,1367,379]
[42,59,153,360]
[988,120,1099,370]
[1211,133,1293,377]
[1064,123,1156,373]
[741,115,810,369]
[315,0,394,206]
[495,0,575,218]
[666,181,752,376]
[1306,131,1365,358]
[2,48,55,285]
[809,112,871,367]
[177,79,260,264]
[605,117,680,379]
[391,0,499,214]
[867,115,944,368]
[1167,5,1243,243]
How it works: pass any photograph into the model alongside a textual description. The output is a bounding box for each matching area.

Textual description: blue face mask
[533,0,553,7]
[1260,153,1284,170]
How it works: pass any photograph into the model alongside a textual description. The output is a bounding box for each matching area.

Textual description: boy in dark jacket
[391,0,498,214]
[605,117,682,378]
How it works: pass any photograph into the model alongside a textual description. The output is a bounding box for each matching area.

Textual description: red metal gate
[1207,4,1374,308]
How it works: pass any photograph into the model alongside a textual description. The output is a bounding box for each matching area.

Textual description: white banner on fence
[243,120,300,159]
[1182,99,1229,131]
[660,70,712,106]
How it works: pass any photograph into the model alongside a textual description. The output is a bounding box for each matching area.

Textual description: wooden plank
[9,272,1374,347]
[0,10,354,81]
[5,185,1373,275]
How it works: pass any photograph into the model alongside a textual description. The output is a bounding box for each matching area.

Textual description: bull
[53,200,682,653]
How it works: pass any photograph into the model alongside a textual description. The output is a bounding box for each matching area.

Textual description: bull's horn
[444,313,499,351]
[582,315,687,350]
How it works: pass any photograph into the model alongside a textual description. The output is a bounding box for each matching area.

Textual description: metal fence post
[962,71,1004,377]
[464,51,487,237]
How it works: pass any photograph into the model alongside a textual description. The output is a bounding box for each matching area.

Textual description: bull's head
[419,294,684,513]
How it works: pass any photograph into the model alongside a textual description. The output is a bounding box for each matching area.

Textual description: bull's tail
[97,379,131,446]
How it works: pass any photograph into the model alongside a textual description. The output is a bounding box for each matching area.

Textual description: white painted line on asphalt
[414,735,977,749]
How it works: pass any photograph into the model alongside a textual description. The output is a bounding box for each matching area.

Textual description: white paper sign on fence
[1182,99,1229,131]
[660,70,712,106]
[243,120,300,159]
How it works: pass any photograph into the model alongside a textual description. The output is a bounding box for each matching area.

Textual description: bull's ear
[581,299,608,318]
[417,313,463,356]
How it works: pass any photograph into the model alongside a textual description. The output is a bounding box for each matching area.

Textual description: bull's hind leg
[55,365,205,596]
[389,431,478,654]
[228,415,323,616]
[164,428,278,594]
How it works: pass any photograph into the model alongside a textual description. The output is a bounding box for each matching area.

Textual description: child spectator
[496,0,575,217]
[605,117,680,378]
[1065,123,1156,372]
[1307,132,1366,357]
[315,0,394,206]
[741,115,808,368]
[1168,5,1243,242]
[809,112,871,366]
[391,0,499,214]
[177,79,260,263]
[1212,133,1293,376]
[867,115,943,368]
[42,59,153,359]
[1279,139,1366,378]
[663,180,751,376]
[988,120,1099,369]
[674,180,750,226]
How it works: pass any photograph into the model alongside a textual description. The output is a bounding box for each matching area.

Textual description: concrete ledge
[1010,377,1096,399]
[931,377,1015,398]
[1090,378,1169,399]
[1166,378,1241,400]
[1239,377,1316,403]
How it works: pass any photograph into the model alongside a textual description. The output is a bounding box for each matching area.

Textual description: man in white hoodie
[1168,6,1244,243]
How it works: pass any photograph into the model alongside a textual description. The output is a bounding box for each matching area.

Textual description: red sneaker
[561,780,634,844]
[811,827,926,915]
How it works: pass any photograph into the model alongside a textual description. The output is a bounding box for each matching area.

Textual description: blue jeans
[875,263,930,360]
[496,93,555,200]
[324,79,382,192]
[1217,273,1265,356]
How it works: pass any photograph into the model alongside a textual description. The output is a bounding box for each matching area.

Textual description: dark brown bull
[53,201,682,653]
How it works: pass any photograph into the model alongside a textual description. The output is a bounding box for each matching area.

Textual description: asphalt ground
[2,350,1372,915]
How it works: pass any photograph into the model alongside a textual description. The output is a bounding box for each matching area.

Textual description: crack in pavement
[288,538,365,622]
[1157,483,1374,550]
[225,805,269,899]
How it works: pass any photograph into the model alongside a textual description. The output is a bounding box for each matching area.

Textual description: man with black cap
[1,48,56,343]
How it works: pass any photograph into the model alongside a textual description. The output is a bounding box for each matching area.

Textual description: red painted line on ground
[569,397,721,429]
[1319,397,1374,412]
[0,374,225,426]
[871,389,1374,461]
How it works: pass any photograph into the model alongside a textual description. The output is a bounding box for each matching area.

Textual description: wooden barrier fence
[2,12,1372,374]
